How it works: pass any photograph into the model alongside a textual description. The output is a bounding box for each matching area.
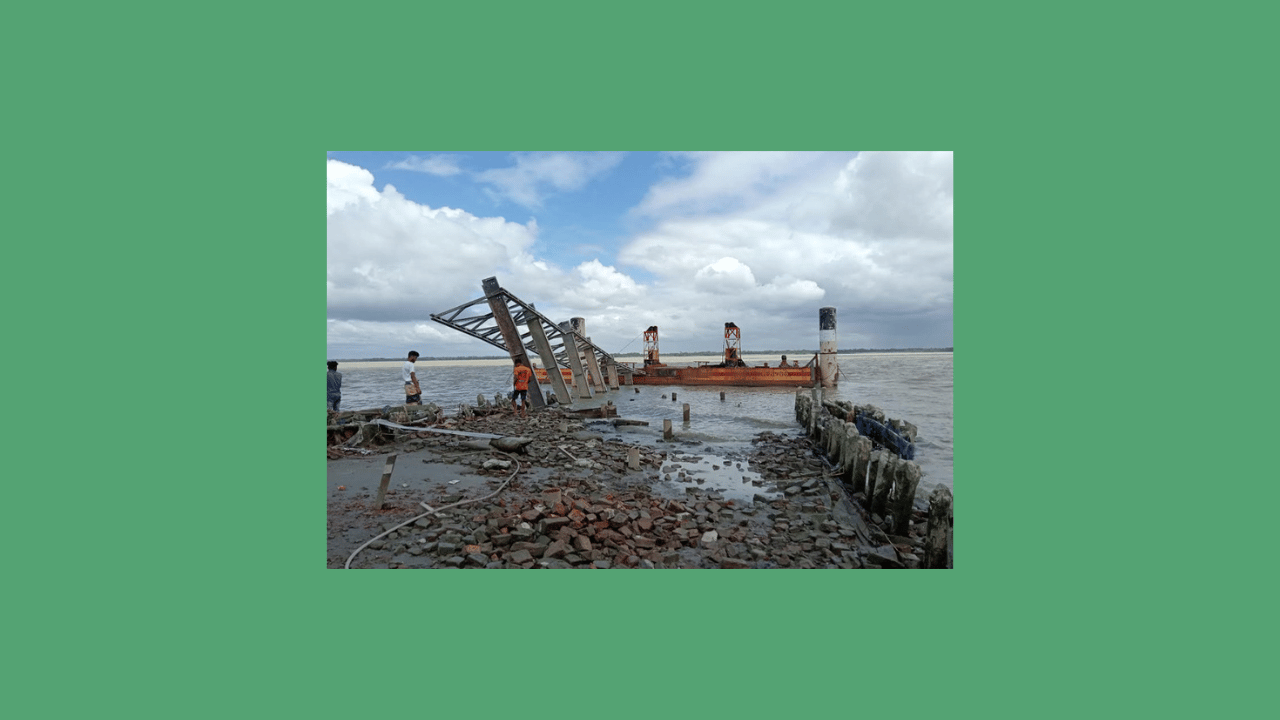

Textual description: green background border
[12,2,1260,717]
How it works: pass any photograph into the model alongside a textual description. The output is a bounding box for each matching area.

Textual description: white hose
[344,451,522,569]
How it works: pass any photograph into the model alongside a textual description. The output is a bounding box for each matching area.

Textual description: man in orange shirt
[511,357,534,418]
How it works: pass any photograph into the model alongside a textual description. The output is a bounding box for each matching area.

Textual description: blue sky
[327,151,952,359]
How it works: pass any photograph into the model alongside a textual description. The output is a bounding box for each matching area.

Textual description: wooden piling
[374,453,398,509]
[889,460,921,536]
[923,485,953,568]
[682,403,690,422]
[720,391,725,401]
[663,419,673,441]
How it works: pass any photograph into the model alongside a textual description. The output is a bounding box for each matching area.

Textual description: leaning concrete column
[819,307,838,389]
[571,318,607,392]
[604,358,620,390]
[923,485,953,568]
[558,321,594,399]
[526,316,571,405]
[483,277,545,409]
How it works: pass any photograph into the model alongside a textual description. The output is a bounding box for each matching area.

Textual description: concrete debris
[331,400,946,569]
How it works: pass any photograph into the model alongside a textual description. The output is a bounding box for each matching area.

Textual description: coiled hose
[344,451,522,569]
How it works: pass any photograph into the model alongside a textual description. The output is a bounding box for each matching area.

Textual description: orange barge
[628,324,814,387]
[536,323,818,388]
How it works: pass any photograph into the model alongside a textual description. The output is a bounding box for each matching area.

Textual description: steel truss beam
[429,278,631,404]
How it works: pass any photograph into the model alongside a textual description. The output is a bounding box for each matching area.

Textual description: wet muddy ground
[327,407,935,569]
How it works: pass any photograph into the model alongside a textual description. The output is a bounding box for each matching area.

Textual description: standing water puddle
[659,452,782,504]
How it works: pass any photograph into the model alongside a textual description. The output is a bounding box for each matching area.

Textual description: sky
[326,151,952,359]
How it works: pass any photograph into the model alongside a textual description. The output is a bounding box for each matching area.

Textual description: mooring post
[819,307,838,389]
[663,419,673,441]
[683,403,690,422]
[672,392,677,402]
[374,453,398,509]
[720,391,725,402]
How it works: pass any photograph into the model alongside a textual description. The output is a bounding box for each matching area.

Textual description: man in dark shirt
[327,361,342,412]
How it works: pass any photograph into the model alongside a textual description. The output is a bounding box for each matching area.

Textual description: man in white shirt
[403,351,421,404]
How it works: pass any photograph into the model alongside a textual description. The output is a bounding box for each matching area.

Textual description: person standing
[403,351,421,405]
[511,357,533,418]
[327,361,342,412]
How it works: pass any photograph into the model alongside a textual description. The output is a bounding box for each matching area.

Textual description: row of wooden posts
[795,388,953,569]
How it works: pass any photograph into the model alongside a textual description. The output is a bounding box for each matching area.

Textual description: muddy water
[330,352,953,498]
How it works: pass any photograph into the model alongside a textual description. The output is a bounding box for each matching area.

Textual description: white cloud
[832,151,953,241]
[636,151,850,218]
[328,151,953,357]
[694,257,756,294]
[326,159,381,215]
[327,159,544,326]
[385,154,464,176]
[475,152,625,208]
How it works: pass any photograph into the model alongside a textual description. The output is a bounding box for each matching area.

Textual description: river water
[329,353,953,499]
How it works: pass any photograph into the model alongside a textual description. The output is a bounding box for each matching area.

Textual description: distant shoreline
[331,348,954,363]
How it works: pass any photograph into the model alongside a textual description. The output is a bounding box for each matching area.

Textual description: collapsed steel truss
[430,277,631,409]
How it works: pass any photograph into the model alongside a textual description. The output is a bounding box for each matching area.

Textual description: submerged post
[819,307,838,388]
[374,453,397,509]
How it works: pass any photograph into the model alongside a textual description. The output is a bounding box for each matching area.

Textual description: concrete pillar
[586,347,606,392]
[682,403,690,422]
[527,314,571,405]
[558,321,593,399]
[571,318,607,393]
[663,419,673,441]
[604,358,620,390]
[483,277,545,409]
[819,307,838,389]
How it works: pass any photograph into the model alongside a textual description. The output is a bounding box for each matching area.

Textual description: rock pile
[333,402,946,569]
